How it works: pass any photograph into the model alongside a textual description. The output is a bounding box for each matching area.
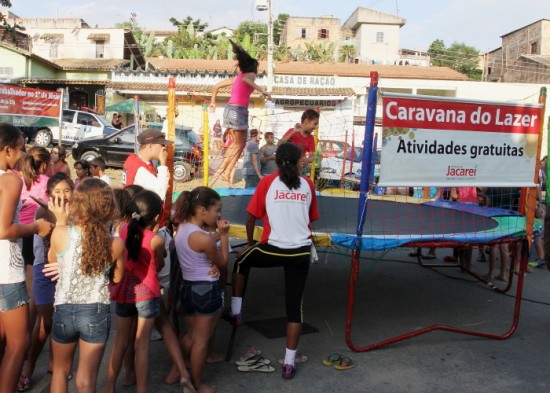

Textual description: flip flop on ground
[236,356,271,367]
[322,353,342,366]
[237,359,275,373]
[334,356,357,370]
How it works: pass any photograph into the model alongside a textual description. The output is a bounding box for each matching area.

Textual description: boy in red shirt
[278,109,319,168]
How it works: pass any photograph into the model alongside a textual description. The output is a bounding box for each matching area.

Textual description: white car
[319,147,380,189]
[30,109,117,147]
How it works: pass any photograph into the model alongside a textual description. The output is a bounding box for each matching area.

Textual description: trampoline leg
[344,239,528,352]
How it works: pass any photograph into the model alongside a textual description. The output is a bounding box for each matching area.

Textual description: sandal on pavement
[278,353,308,365]
[422,254,436,260]
[237,359,275,373]
[236,356,271,367]
[239,346,262,362]
[322,353,342,366]
[334,356,357,370]
[17,375,31,392]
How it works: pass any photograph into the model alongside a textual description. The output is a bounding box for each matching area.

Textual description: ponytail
[21,146,50,190]
[125,190,163,261]
[276,143,302,190]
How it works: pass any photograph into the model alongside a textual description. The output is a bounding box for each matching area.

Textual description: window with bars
[530,42,538,54]
[0,67,13,75]
[376,32,384,43]
[96,41,105,58]
[318,29,329,39]
[301,28,306,39]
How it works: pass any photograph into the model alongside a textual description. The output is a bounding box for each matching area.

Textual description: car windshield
[94,115,111,127]
[337,147,363,163]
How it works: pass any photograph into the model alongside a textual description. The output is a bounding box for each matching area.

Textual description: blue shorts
[116,297,160,319]
[223,104,248,130]
[181,280,222,316]
[52,303,111,344]
[33,264,56,305]
[0,281,29,312]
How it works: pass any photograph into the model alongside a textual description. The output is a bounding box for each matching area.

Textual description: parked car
[319,147,381,190]
[22,108,118,147]
[71,123,203,182]
[317,140,350,158]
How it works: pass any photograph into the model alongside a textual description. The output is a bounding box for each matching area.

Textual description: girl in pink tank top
[210,40,272,184]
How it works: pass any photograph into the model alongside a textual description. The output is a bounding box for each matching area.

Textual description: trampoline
[215,187,537,354]
[204,74,545,355]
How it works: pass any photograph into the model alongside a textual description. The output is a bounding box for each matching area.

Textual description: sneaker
[221,308,244,327]
[281,364,296,380]
[536,259,546,268]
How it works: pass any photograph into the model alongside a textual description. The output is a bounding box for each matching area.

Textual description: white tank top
[0,169,24,284]
[175,222,217,282]
[54,226,110,305]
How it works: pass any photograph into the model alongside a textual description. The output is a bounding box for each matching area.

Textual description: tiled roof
[145,58,468,81]
[49,58,129,70]
[41,33,64,40]
[521,55,550,67]
[87,33,110,40]
[105,81,355,97]
[19,79,109,85]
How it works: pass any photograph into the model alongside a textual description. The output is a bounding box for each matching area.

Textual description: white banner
[379,93,542,187]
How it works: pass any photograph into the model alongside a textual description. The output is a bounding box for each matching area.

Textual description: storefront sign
[274,75,337,87]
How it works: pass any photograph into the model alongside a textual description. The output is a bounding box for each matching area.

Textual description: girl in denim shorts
[105,190,194,393]
[0,124,53,393]
[174,186,230,393]
[45,178,124,392]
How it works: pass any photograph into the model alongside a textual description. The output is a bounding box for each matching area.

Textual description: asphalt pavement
[26,246,550,393]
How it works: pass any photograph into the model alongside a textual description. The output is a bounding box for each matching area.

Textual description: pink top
[228,73,255,107]
[457,187,478,204]
[19,174,49,225]
[113,225,161,303]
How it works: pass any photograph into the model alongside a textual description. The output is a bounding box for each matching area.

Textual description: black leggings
[233,243,310,323]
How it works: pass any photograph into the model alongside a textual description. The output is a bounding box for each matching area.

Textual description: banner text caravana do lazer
[378,93,543,187]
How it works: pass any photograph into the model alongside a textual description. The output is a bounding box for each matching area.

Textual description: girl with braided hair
[210,40,271,183]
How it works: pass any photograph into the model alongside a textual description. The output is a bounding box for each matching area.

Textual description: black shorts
[233,243,310,323]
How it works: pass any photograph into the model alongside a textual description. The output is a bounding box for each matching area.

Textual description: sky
[7,0,550,52]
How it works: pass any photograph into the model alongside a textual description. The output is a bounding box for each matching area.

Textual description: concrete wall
[25,28,126,59]
[356,24,400,64]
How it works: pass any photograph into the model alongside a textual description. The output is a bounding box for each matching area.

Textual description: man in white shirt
[122,128,173,201]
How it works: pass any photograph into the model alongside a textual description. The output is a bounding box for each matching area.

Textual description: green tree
[1,0,26,43]
[427,39,446,66]
[169,16,208,34]
[273,13,288,45]
[339,45,355,63]
[428,39,481,80]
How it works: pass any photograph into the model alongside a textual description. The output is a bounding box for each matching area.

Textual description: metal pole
[267,0,273,93]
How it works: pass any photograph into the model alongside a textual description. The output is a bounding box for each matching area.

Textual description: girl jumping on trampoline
[226,142,320,380]
[209,40,271,183]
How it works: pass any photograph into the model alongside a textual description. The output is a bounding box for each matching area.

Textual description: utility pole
[267,0,274,93]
